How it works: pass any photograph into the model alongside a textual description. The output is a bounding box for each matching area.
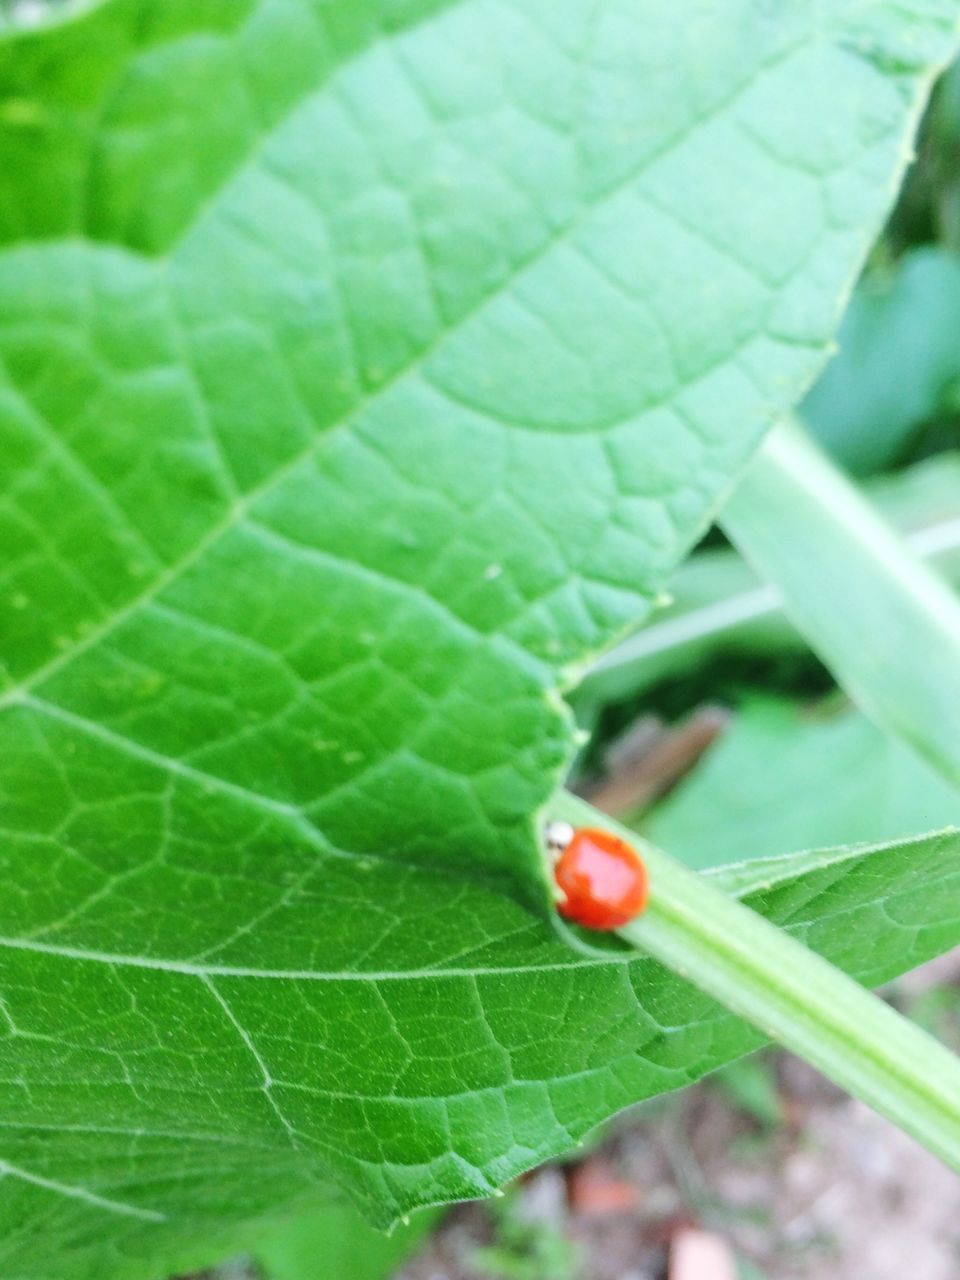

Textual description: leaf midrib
[0,930,626,981]
[0,829,951,980]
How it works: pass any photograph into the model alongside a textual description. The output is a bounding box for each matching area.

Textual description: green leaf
[1,801,958,1279]
[642,698,960,869]
[252,1202,440,1280]
[736,1260,769,1280]
[709,1056,783,1128]
[1,0,958,1274]
[578,451,960,706]
[802,247,960,474]
[722,418,960,789]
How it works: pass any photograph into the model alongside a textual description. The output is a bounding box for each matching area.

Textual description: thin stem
[722,418,960,789]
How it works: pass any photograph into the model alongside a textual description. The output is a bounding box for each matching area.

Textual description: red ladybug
[546,822,648,931]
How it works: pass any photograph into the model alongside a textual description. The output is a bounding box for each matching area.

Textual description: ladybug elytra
[546,822,648,930]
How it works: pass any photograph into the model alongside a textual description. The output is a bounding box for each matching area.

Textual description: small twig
[579,705,730,815]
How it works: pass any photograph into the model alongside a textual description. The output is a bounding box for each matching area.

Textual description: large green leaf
[2,823,960,1280]
[1,1,958,1274]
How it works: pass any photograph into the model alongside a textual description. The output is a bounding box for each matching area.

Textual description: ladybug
[545,821,649,930]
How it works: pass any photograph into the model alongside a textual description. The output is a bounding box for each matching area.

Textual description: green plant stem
[721,417,960,789]
[556,792,960,1169]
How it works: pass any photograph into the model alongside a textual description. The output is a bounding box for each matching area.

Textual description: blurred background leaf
[640,698,959,870]
[802,249,960,475]
[251,1203,440,1280]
